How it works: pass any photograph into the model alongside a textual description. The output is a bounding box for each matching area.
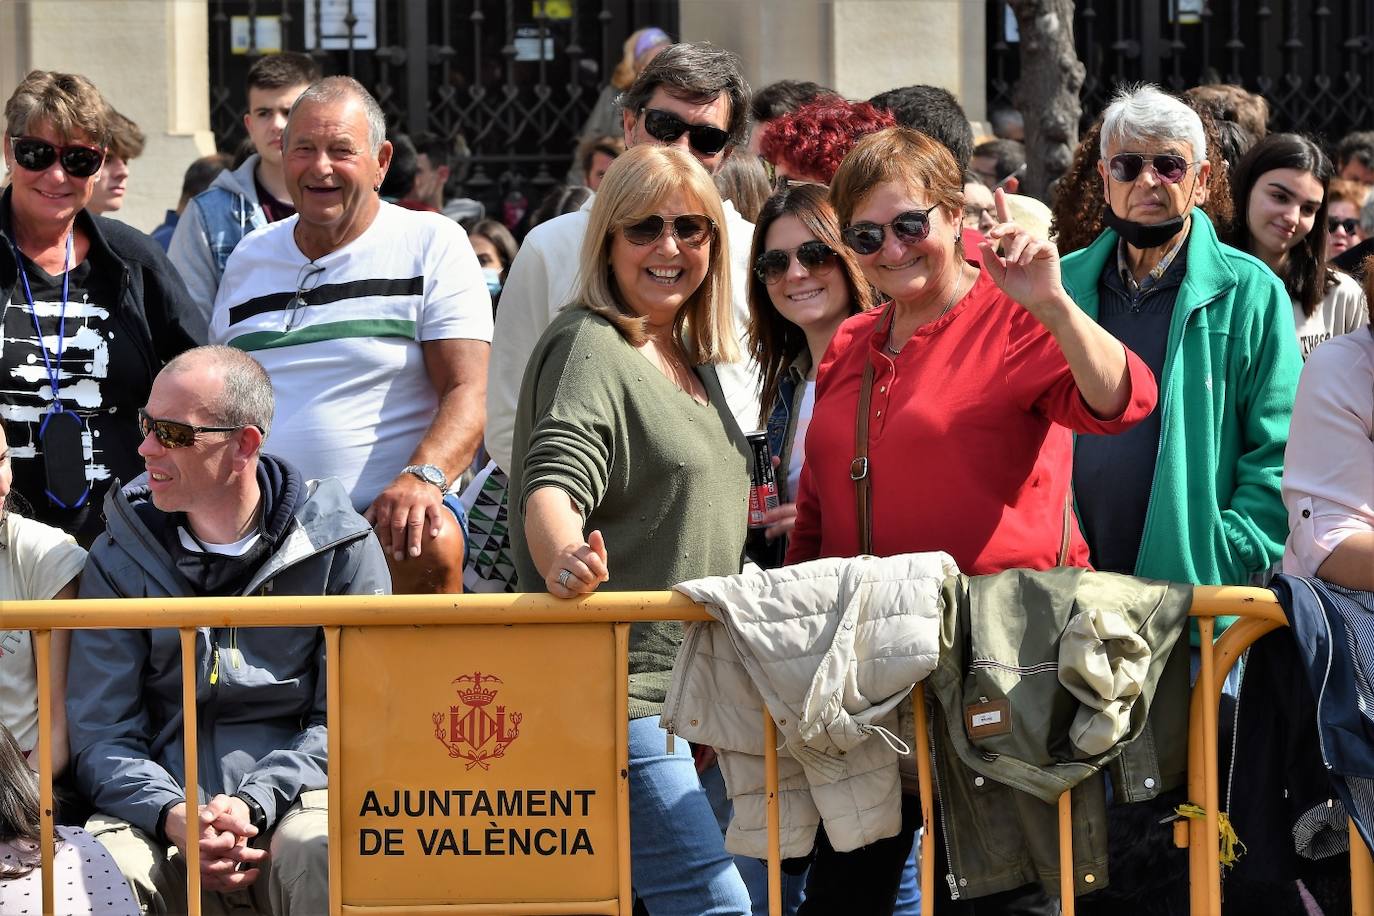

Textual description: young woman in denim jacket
[745,182,874,566]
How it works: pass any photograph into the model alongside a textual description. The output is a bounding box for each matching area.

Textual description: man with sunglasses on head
[484,41,760,478]
[67,345,389,914]
[210,77,492,596]
[1063,84,1300,598]
[169,52,319,342]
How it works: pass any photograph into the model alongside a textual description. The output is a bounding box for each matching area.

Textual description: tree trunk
[1007,0,1085,202]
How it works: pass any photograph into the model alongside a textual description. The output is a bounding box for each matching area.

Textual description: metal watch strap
[403,464,448,492]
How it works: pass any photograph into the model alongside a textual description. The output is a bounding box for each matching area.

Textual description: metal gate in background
[208,0,679,223]
[986,0,1374,145]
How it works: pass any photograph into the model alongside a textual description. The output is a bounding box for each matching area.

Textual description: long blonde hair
[610,27,671,90]
[574,144,738,364]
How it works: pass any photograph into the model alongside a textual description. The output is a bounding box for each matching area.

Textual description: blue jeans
[700,760,807,916]
[893,836,921,914]
[628,717,751,915]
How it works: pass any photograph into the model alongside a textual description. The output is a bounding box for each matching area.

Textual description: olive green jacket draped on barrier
[922,567,1193,902]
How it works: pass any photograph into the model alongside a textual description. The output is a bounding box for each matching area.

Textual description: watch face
[422,467,444,485]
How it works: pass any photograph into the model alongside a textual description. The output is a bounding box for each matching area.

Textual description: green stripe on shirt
[227,318,418,352]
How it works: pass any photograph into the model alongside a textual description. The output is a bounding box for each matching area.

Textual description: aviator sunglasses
[1107,152,1193,185]
[1329,216,1361,235]
[841,205,939,256]
[138,408,256,449]
[9,136,106,178]
[754,240,839,285]
[640,108,731,157]
[620,213,716,248]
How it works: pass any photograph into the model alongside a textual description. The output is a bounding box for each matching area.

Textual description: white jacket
[484,197,761,472]
[663,552,954,859]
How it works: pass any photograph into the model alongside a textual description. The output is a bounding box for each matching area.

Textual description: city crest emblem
[433,671,523,770]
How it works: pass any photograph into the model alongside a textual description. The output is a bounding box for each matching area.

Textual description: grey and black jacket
[67,455,389,838]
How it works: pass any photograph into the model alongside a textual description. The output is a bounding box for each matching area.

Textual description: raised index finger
[994,186,1013,225]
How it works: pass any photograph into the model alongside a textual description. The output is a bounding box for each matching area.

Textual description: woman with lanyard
[2,71,195,544]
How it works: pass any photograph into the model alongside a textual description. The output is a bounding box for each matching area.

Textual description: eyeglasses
[286,262,325,331]
[754,240,839,285]
[9,136,106,178]
[1329,216,1361,235]
[963,204,994,227]
[1107,153,1193,185]
[620,213,716,248]
[138,408,253,449]
[640,108,731,157]
[841,205,939,256]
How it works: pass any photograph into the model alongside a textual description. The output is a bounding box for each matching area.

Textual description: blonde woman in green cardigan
[509,143,753,914]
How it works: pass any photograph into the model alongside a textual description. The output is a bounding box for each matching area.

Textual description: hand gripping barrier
[4,586,1373,915]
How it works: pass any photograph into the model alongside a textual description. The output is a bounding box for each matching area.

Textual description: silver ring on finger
[557,568,573,588]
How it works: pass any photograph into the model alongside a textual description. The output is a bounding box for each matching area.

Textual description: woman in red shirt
[787,127,1158,913]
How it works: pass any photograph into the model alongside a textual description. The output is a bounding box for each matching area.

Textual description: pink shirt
[1282,328,1374,576]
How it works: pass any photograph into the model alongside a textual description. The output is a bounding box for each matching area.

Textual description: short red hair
[759,97,897,185]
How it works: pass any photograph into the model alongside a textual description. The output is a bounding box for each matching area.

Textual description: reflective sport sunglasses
[1329,216,1361,235]
[754,240,839,285]
[9,136,106,178]
[640,108,731,157]
[620,213,716,248]
[138,408,254,449]
[1107,152,1192,184]
[841,205,939,256]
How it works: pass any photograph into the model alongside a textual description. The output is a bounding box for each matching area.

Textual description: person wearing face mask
[467,219,517,309]
[1224,133,1368,359]
[1062,83,1302,601]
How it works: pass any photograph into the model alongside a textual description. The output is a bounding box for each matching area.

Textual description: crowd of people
[1,25,1372,916]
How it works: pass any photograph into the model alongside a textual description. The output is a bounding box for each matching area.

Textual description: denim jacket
[764,349,814,504]
[166,155,267,342]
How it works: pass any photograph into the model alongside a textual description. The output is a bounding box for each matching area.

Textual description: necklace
[885,270,968,356]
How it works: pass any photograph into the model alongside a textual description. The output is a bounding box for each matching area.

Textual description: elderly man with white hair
[1062,84,1301,598]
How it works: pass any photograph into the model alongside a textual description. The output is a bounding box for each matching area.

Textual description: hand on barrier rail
[365,472,448,561]
[548,529,610,597]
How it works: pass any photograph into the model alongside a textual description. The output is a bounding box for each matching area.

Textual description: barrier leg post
[615,623,632,915]
[1198,618,1221,916]
[913,684,935,916]
[1058,792,1075,915]
[1352,820,1374,915]
[35,629,55,916]
[763,708,782,916]
[180,628,202,915]
[326,626,342,916]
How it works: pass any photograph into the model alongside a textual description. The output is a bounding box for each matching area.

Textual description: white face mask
[482,267,503,296]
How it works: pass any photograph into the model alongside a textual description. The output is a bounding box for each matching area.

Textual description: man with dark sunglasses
[485,41,760,478]
[67,345,389,914]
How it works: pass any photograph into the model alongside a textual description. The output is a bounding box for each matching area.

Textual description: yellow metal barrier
[6,586,1374,914]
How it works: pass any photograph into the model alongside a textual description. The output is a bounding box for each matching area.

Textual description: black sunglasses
[841,206,939,256]
[754,240,839,285]
[640,108,731,157]
[1107,152,1192,185]
[9,136,106,178]
[138,408,253,449]
[621,213,715,248]
[1329,216,1361,235]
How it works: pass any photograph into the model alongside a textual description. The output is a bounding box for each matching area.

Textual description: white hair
[283,76,387,154]
[1099,83,1207,166]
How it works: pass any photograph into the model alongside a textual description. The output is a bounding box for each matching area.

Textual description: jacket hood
[207,154,263,202]
[100,453,372,596]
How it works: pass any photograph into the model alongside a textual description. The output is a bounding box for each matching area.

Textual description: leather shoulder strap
[852,305,896,556]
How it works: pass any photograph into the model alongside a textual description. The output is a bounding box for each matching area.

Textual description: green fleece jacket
[510,307,751,719]
[1061,211,1300,629]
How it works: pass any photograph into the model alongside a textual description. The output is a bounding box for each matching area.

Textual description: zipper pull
[666,725,675,755]
[946,874,960,900]
[231,628,241,669]
[209,647,220,685]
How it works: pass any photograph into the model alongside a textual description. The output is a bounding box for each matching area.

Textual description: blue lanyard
[10,232,73,409]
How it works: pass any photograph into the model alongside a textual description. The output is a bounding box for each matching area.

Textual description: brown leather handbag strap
[852,305,896,556]
[1057,495,1073,567]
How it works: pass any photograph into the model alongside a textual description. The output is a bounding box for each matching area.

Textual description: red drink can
[746,431,779,528]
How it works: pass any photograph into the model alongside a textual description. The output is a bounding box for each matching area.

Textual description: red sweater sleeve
[1002,303,1158,434]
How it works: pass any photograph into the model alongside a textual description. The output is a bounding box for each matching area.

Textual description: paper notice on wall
[231,16,283,54]
[304,0,378,51]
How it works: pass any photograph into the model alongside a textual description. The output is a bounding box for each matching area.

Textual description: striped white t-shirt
[210,202,493,509]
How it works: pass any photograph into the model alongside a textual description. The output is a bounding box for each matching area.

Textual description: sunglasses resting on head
[8,136,106,178]
[138,408,259,449]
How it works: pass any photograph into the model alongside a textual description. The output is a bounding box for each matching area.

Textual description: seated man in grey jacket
[66,345,390,915]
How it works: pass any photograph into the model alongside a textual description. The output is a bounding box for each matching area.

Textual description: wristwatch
[402,463,448,492]
[236,793,268,835]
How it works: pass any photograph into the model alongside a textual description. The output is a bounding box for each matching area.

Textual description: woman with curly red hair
[759,97,896,185]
